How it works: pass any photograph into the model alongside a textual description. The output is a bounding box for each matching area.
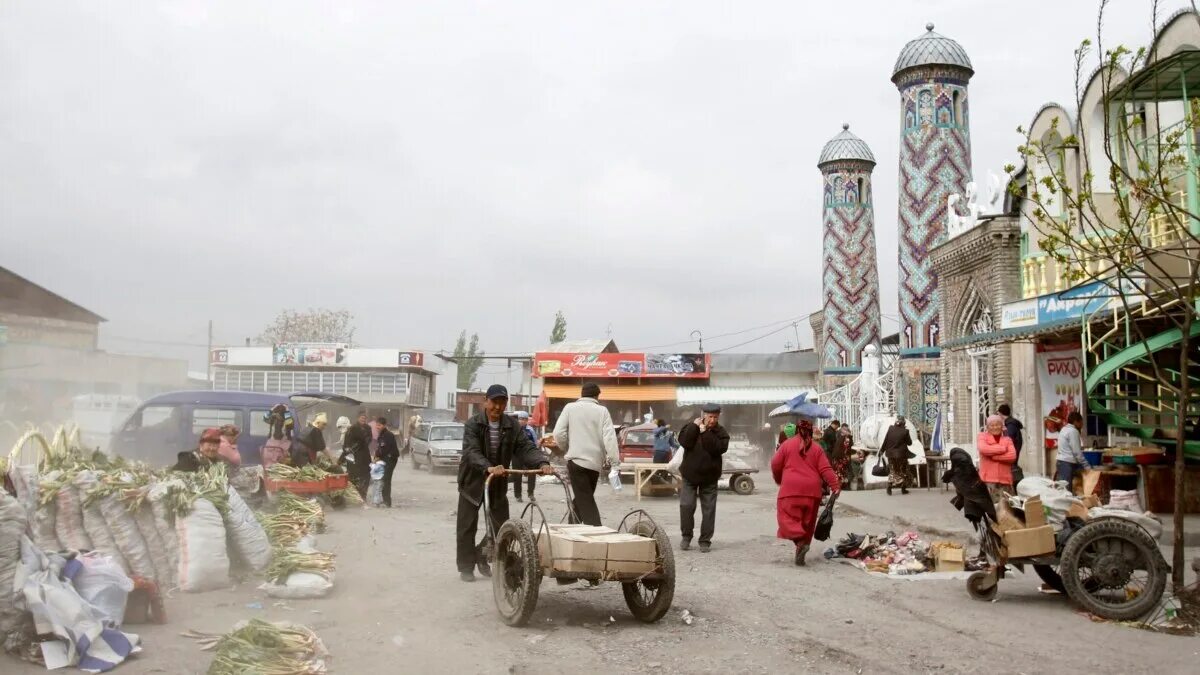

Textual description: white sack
[175,498,229,593]
[222,486,271,572]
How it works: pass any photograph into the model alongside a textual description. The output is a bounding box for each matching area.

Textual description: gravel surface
[8,464,1199,674]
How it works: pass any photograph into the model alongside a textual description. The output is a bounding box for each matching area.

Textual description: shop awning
[674,386,815,407]
[542,382,677,402]
[941,318,1080,349]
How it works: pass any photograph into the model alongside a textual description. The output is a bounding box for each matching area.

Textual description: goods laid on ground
[0,492,30,654]
[185,619,330,675]
[258,496,337,600]
[176,498,231,593]
[825,531,978,576]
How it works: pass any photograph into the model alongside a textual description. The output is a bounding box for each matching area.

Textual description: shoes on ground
[459,571,475,582]
[699,543,711,553]
[477,560,492,578]
[680,538,691,551]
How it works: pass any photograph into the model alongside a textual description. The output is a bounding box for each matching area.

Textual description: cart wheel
[492,519,542,627]
[1033,564,1065,594]
[731,474,754,496]
[1059,518,1166,621]
[621,518,676,623]
[966,571,998,601]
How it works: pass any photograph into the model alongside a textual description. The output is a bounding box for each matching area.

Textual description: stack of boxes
[535,524,658,575]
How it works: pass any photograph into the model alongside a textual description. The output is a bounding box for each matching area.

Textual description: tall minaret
[893,22,973,356]
[817,123,882,382]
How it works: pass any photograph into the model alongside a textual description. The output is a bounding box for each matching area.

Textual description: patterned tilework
[896,76,971,351]
[821,163,882,370]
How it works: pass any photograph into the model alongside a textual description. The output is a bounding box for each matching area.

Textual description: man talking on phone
[676,403,730,552]
[456,384,554,582]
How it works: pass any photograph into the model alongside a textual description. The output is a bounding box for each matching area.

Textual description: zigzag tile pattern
[822,172,882,370]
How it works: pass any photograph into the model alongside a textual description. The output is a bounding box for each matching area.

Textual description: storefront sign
[272,343,347,366]
[1036,281,1112,324]
[534,352,710,378]
[397,351,424,367]
[210,349,229,365]
[1000,299,1038,330]
[1036,343,1083,448]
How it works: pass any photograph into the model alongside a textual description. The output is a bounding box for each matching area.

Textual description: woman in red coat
[771,420,841,566]
[977,414,1017,499]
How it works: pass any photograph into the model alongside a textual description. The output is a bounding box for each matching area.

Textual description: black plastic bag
[814,495,837,542]
[871,454,889,477]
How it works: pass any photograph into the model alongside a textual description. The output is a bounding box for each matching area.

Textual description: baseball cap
[515,411,530,420]
[486,384,509,400]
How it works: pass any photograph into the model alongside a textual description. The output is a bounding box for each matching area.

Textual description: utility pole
[207,319,213,384]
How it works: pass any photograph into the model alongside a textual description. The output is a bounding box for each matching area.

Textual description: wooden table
[628,463,674,502]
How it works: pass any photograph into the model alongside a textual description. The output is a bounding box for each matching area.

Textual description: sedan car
[410,422,465,472]
[617,422,658,464]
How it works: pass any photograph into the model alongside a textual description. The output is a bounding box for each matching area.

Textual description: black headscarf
[941,447,996,524]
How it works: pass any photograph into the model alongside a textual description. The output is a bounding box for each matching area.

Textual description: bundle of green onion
[257,513,311,548]
[265,547,337,583]
[186,619,330,675]
[326,487,362,506]
[267,464,330,482]
[276,493,325,532]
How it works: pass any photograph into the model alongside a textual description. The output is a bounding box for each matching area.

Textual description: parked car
[617,422,657,464]
[112,390,359,468]
[410,421,465,471]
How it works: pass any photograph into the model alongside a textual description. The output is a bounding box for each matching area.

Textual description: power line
[627,314,808,351]
[711,323,795,353]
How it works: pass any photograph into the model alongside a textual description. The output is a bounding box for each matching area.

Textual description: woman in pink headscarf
[977,414,1017,499]
[771,419,840,566]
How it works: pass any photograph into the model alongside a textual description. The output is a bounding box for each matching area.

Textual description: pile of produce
[186,619,330,675]
[6,427,272,595]
[258,493,337,599]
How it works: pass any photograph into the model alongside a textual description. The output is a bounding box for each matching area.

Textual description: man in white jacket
[546,383,620,525]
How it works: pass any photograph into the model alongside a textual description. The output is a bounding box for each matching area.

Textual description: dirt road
[10,465,1198,674]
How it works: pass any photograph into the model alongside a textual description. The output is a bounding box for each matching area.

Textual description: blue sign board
[1035,281,1112,324]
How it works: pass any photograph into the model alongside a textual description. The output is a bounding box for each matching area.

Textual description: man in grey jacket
[544,382,620,526]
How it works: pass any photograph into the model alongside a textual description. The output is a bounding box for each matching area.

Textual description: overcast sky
[0,1,1176,377]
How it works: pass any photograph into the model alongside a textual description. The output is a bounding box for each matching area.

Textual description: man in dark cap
[676,403,730,552]
[542,382,620,526]
[456,384,554,582]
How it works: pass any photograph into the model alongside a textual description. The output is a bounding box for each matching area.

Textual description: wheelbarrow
[482,469,676,627]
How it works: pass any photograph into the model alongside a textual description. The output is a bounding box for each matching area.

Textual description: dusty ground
[9,464,1200,674]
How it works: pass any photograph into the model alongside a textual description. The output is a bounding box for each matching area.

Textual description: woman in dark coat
[771,419,841,566]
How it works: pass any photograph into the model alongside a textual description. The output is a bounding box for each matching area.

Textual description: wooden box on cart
[591,533,657,574]
[536,524,614,573]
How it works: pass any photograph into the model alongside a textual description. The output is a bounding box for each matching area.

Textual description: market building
[209,344,456,426]
[0,265,189,448]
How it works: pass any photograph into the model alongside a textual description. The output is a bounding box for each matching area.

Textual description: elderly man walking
[677,403,730,552]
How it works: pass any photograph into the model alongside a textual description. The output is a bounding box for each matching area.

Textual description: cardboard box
[536,530,607,573]
[1022,496,1047,528]
[1002,525,1056,558]
[1081,494,1101,509]
[933,545,965,572]
[591,533,657,574]
[1066,501,1090,521]
[995,499,1025,532]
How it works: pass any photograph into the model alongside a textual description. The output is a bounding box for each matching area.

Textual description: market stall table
[628,463,675,501]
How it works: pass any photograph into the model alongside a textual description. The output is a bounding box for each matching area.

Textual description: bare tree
[1011,0,1200,587]
[257,308,356,345]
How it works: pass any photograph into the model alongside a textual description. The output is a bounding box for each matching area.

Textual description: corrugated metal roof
[543,382,676,402]
[892,23,973,79]
[544,339,619,353]
[818,124,876,167]
[675,386,816,407]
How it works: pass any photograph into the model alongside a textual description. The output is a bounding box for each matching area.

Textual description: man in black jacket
[456,384,554,582]
[373,417,400,508]
[998,404,1024,460]
[341,411,372,500]
[677,403,730,552]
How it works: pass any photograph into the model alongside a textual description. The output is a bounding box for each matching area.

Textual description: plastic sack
[129,495,171,585]
[75,471,131,574]
[666,446,684,475]
[222,486,272,572]
[71,553,134,628]
[176,498,230,592]
[1015,476,1081,530]
[0,492,29,637]
[97,492,156,581]
[1089,507,1164,540]
[260,572,333,599]
[1108,489,1141,512]
[54,482,93,553]
[147,483,180,589]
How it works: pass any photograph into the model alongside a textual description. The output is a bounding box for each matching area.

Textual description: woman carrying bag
[771,419,841,566]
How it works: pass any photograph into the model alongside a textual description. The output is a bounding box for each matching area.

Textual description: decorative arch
[953,282,993,341]
[1150,9,1200,59]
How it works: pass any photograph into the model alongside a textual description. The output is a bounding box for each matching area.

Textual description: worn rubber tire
[622,518,676,623]
[731,474,754,496]
[492,519,542,627]
[1059,518,1166,621]
[1033,564,1065,594]
[966,571,998,601]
